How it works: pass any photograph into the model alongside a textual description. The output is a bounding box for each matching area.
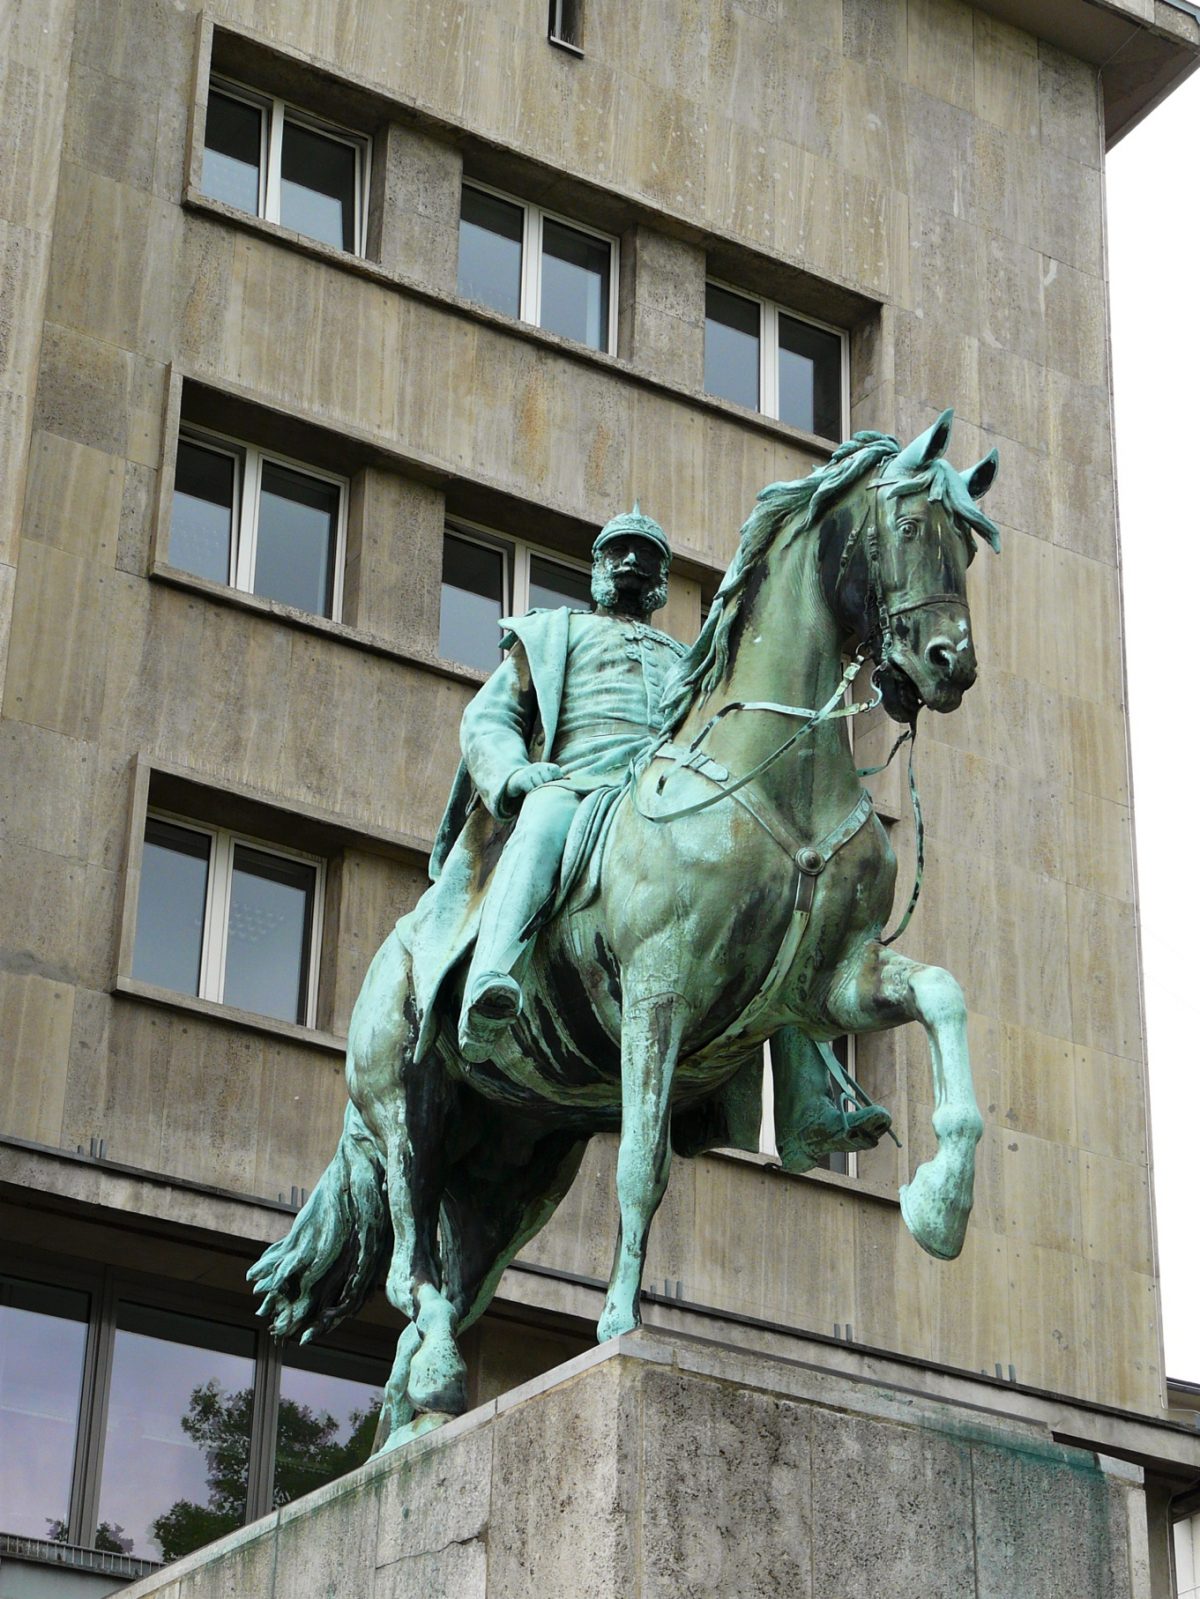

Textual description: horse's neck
[679,531,860,812]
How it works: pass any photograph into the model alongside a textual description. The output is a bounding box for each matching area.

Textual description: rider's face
[591,536,669,618]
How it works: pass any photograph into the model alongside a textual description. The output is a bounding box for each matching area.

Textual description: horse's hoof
[406,1338,468,1416]
[376,1410,454,1455]
[596,1305,639,1343]
[899,1166,970,1260]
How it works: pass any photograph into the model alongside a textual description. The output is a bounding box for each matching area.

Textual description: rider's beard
[591,566,668,618]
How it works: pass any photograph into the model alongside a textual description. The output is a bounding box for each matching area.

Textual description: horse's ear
[893,408,954,474]
[965,449,999,500]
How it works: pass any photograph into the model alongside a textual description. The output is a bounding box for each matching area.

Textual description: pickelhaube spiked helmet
[592,503,672,565]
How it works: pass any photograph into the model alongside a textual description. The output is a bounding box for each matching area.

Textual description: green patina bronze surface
[250,411,1001,1453]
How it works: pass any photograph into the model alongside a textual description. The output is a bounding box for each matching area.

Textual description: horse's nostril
[927,640,955,672]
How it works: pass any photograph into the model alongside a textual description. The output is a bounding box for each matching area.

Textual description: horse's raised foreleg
[826,943,982,1260]
[598,991,690,1342]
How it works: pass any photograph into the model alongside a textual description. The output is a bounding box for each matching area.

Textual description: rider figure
[457,506,683,1060]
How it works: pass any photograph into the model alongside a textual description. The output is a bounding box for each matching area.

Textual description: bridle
[633,475,970,945]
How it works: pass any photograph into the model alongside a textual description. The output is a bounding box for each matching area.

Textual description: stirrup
[458,972,522,1062]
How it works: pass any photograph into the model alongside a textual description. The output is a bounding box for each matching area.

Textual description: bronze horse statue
[250,410,1000,1451]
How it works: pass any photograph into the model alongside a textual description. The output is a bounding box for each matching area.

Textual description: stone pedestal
[119,1331,1153,1598]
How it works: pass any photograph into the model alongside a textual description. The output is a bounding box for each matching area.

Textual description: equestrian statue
[249,408,1001,1452]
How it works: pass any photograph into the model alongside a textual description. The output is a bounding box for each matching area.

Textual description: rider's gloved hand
[504,763,565,803]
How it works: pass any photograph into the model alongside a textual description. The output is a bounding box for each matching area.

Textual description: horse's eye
[899,520,920,541]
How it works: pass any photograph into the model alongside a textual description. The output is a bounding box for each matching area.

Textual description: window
[0,1277,91,1541]
[439,523,592,673]
[0,1267,387,1564]
[458,183,616,354]
[132,816,323,1027]
[201,79,369,255]
[548,0,583,53]
[169,430,346,619]
[704,281,846,441]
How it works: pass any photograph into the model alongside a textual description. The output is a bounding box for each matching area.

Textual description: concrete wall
[0,0,1166,1427]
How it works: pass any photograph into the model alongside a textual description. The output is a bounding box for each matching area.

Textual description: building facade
[2,0,1200,1591]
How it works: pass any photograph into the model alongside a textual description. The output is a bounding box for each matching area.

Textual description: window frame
[172,425,349,622]
[439,519,592,671]
[136,810,326,1030]
[204,75,371,257]
[458,180,619,356]
[705,276,849,442]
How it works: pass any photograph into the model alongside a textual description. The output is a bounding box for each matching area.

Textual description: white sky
[1107,67,1200,1386]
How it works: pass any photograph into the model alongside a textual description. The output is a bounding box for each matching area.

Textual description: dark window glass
[96,1304,255,1562]
[704,284,760,410]
[548,0,582,48]
[540,218,609,350]
[0,1276,90,1541]
[254,462,339,617]
[132,820,211,998]
[272,1345,386,1506]
[279,118,358,252]
[439,534,507,672]
[778,313,843,440]
[170,439,236,584]
[201,91,263,215]
[529,554,591,612]
[222,845,316,1024]
[458,188,523,319]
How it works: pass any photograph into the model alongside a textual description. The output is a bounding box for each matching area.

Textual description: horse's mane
[659,433,900,731]
[660,432,1002,734]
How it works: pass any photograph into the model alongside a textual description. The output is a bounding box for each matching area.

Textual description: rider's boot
[769,1026,892,1173]
[458,785,579,1062]
[459,970,523,1062]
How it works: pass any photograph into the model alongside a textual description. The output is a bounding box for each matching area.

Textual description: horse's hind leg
[344,931,464,1446]
[825,942,982,1260]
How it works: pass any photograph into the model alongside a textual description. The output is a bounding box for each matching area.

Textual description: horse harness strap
[650,748,875,916]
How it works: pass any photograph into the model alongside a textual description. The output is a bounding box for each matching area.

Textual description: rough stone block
[843,0,908,77]
[378,123,463,287]
[1038,41,1103,169]
[21,429,124,565]
[972,1437,1127,1597]
[3,537,114,742]
[33,321,132,457]
[972,13,1039,140]
[639,1366,812,1598]
[0,968,74,1144]
[908,0,975,114]
[810,1408,976,1597]
[620,225,705,390]
[1042,256,1107,389]
[343,468,444,652]
[487,1361,637,1598]
[273,1467,385,1599]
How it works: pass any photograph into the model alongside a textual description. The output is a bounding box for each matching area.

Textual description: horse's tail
[247,1100,390,1343]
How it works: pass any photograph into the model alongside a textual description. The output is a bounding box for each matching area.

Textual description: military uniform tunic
[551,612,682,789]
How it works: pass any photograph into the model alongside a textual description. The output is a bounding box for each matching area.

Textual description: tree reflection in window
[148,1380,382,1561]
